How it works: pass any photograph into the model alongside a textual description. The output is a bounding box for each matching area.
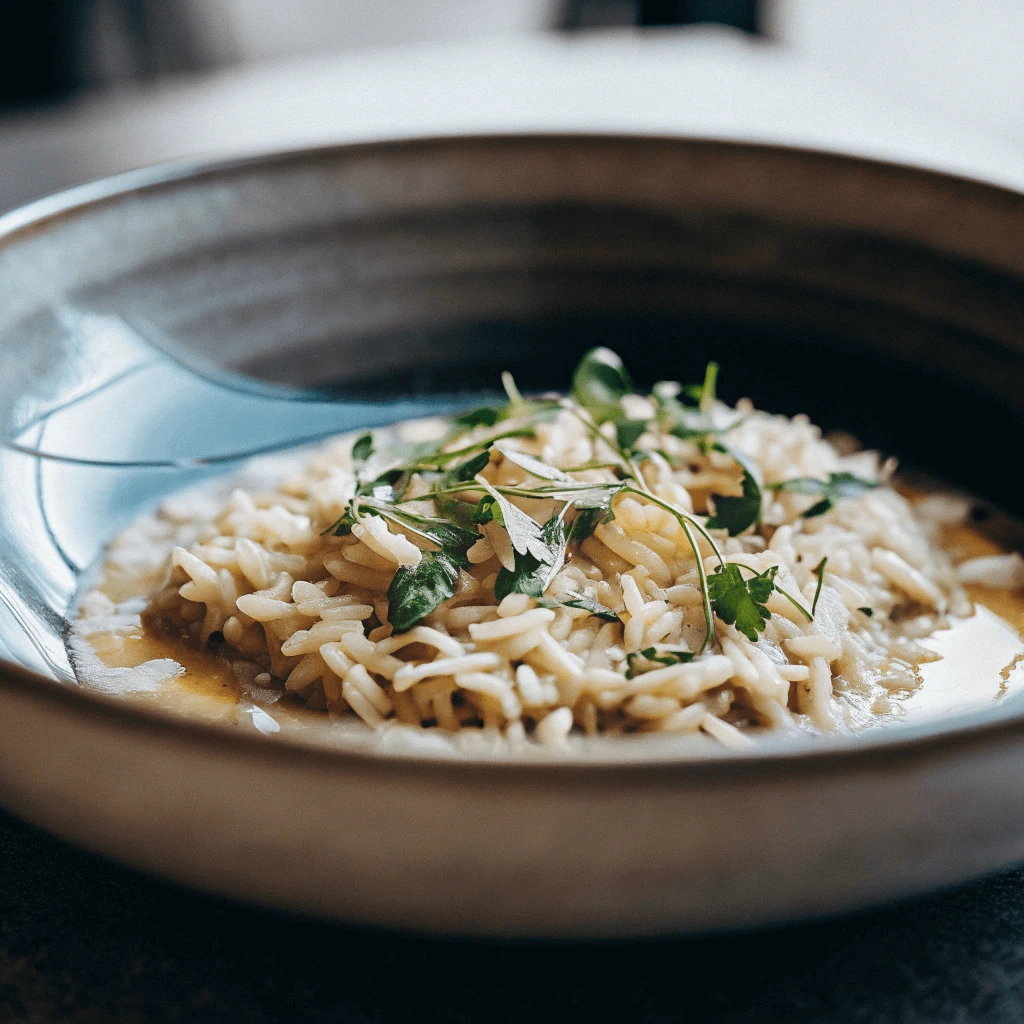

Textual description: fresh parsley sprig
[768,472,878,517]
[625,647,695,679]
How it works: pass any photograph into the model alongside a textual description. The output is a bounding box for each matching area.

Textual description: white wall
[767,0,1024,142]
[191,0,561,66]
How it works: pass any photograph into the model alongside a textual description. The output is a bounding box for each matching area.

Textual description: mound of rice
[78,357,972,749]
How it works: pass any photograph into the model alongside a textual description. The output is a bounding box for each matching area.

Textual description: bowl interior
[2,135,1024,751]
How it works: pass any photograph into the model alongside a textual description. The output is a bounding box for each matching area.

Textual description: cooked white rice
[76,353,975,749]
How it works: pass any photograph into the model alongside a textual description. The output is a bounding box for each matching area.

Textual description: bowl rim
[5,130,1024,780]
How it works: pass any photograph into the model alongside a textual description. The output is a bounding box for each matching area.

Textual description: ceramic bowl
[2,135,1024,936]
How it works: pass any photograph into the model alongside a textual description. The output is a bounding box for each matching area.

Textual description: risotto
[74,349,1023,750]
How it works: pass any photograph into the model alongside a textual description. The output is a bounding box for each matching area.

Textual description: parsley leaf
[625,646,695,679]
[706,447,762,536]
[326,507,357,536]
[571,347,632,424]
[497,447,572,482]
[769,472,878,517]
[615,419,647,452]
[475,478,550,562]
[455,406,503,428]
[351,432,374,465]
[567,503,614,543]
[387,550,467,632]
[357,466,410,502]
[537,593,619,622]
[858,606,874,617]
[433,493,480,532]
[707,562,778,642]
[361,500,478,552]
[439,448,492,486]
[494,513,568,600]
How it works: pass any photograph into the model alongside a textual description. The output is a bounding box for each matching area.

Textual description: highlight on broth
[73,349,1024,750]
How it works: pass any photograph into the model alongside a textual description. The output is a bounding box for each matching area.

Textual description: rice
[76,350,978,749]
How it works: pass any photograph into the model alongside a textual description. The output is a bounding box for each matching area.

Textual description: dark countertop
[2,809,1024,1022]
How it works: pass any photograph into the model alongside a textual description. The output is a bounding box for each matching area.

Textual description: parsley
[432,493,480,532]
[615,419,647,452]
[387,550,467,632]
[537,593,619,622]
[357,466,410,502]
[858,606,874,617]
[497,447,572,482]
[769,472,878,517]
[494,512,568,600]
[707,562,778,642]
[706,447,762,536]
[351,432,374,465]
[625,647,695,679]
[326,507,357,536]
[571,347,631,424]
[475,477,551,563]
[439,448,492,486]
[455,406,502,428]
[812,557,827,616]
[567,503,614,543]
[362,502,478,553]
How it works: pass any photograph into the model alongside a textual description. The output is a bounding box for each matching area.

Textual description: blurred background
[2,0,1023,213]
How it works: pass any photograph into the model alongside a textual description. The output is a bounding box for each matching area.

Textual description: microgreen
[625,647,695,679]
[537,593,619,622]
[769,472,878,517]
[706,446,762,536]
[497,446,573,482]
[615,419,647,452]
[361,501,478,553]
[439,448,492,486]
[455,406,503,428]
[683,361,718,412]
[351,432,374,466]
[812,557,827,616]
[567,503,615,543]
[571,347,632,424]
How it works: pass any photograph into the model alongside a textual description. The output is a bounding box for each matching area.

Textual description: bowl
[2,135,1024,937]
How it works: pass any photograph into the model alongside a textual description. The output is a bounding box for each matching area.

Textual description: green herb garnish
[494,511,568,600]
[537,593,619,622]
[812,557,827,616]
[455,406,503,428]
[706,446,763,536]
[439,448,492,486]
[615,419,647,452]
[387,550,468,632]
[858,606,874,617]
[567,503,615,543]
[707,562,778,642]
[351,432,374,465]
[769,472,878,518]
[571,347,632,424]
[625,646,695,679]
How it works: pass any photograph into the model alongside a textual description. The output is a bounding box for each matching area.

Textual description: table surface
[5,27,1024,1023]
[4,804,1024,1023]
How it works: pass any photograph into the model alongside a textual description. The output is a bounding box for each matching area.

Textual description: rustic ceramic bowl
[2,135,1024,937]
